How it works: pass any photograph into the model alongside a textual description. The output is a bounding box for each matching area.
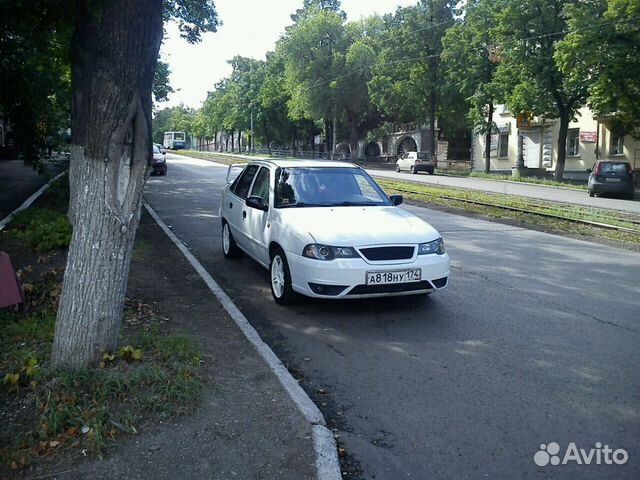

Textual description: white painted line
[143,200,341,480]
[0,170,67,232]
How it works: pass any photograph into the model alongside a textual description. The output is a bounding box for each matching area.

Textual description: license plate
[366,269,421,285]
[606,177,621,182]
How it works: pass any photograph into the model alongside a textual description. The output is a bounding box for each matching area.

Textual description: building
[471,106,640,180]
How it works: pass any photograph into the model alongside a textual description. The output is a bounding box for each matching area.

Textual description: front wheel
[222,221,242,258]
[588,190,594,197]
[270,248,296,305]
[395,164,400,172]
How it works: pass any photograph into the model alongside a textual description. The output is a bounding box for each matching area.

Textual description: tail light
[415,160,420,165]
[594,162,602,175]
[627,164,633,176]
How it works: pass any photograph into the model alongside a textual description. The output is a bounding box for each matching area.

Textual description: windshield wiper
[279,202,333,208]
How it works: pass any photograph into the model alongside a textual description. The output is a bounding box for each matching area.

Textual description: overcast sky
[159,0,417,109]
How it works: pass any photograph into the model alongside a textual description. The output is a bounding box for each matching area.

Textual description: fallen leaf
[49,441,60,448]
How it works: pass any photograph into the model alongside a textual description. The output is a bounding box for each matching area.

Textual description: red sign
[580,131,597,143]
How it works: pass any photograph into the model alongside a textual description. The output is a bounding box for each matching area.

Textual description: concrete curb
[143,201,342,480]
[0,170,67,232]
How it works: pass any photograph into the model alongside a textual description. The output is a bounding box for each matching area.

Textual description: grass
[436,169,588,190]
[0,174,204,474]
[377,178,640,245]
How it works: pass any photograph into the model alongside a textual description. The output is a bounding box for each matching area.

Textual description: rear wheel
[588,190,594,197]
[222,221,242,258]
[270,248,296,305]
[410,166,416,174]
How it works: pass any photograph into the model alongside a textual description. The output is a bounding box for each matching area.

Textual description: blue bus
[163,131,186,150]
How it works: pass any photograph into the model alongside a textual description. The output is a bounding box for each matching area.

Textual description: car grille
[359,246,415,261]
[347,281,432,295]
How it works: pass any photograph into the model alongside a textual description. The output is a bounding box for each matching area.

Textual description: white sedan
[219,159,450,304]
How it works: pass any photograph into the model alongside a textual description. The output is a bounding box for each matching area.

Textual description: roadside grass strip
[0,175,203,474]
[377,179,640,245]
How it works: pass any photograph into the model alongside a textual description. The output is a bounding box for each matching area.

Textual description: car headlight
[418,238,445,255]
[302,244,359,261]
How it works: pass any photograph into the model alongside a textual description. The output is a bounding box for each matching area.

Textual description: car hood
[277,206,440,245]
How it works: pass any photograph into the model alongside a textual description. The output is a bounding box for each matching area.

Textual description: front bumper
[286,250,450,299]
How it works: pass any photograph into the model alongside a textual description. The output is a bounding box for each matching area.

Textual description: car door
[225,164,260,251]
[244,166,272,266]
[399,153,408,170]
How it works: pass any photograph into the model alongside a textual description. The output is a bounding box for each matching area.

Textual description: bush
[11,209,72,251]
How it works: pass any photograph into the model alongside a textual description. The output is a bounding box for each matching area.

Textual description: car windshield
[153,145,161,154]
[274,167,392,208]
[599,162,629,174]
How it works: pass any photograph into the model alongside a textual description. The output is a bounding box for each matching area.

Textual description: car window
[275,167,392,208]
[250,167,270,201]
[153,145,161,154]
[232,164,260,199]
[599,162,629,174]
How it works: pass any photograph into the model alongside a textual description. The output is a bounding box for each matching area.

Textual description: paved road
[144,154,640,480]
[368,169,640,214]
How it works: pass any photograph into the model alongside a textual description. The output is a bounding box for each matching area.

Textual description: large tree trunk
[484,102,494,174]
[555,109,569,182]
[52,0,162,369]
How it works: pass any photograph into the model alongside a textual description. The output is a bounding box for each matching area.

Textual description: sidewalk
[0,157,68,218]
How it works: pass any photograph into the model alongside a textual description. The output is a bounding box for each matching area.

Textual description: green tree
[369,0,455,156]
[153,60,175,103]
[443,0,504,172]
[556,0,640,133]
[0,0,73,162]
[281,8,349,156]
[493,0,587,180]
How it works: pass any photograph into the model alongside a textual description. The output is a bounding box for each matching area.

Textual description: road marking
[143,200,341,480]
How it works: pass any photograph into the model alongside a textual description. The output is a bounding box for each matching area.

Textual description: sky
[160,0,417,109]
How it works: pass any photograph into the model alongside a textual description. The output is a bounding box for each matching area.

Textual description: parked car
[151,144,167,175]
[587,160,634,199]
[154,143,166,154]
[396,151,436,174]
[219,160,450,304]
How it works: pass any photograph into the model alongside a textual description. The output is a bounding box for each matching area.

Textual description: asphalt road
[144,154,640,480]
[368,169,640,215]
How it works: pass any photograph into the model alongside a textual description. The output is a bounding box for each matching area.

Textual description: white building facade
[471,106,640,180]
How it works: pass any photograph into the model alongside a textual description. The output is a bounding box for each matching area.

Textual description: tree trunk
[429,89,437,157]
[53,0,162,369]
[555,110,569,182]
[324,119,331,159]
[262,117,271,155]
[484,102,494,174]
[332,112,337,160]
[349,113,358,161]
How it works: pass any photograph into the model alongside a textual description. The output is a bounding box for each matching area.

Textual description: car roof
[249,159,358,169]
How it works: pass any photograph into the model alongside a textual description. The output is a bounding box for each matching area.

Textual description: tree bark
[52,0,162,369]
[555,109,569,182]
[484,102,494,174]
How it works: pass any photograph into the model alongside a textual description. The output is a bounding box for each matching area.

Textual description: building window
[498,133,509,158]
[610,125,624,155]
[566,128,579,156]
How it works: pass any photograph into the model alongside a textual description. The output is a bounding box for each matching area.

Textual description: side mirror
[389,194,403,206]
[246,195,268,211]
[586,168,592,173]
